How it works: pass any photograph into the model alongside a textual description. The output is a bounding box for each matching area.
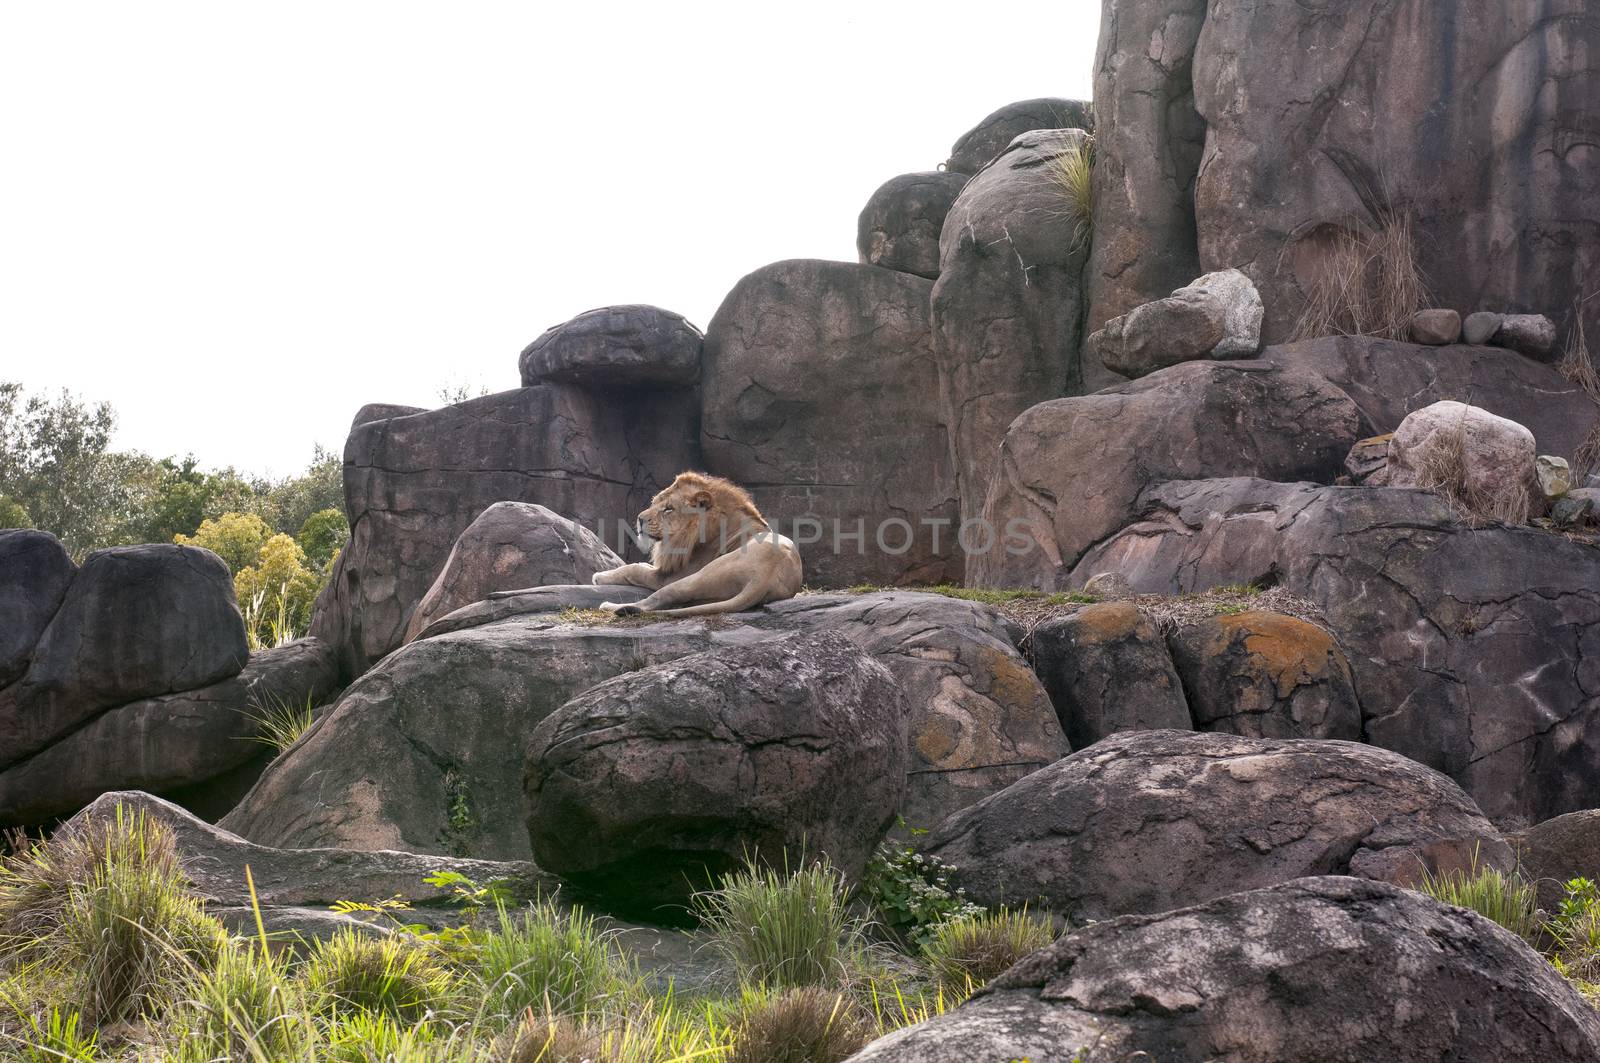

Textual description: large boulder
[944,98,1093,174]
[0,545,247,770]
[1370,400,1536,523]
[222,590,1065,858]
[0,529,76,687]
[310,385,698,675]
[1090,287,1225,380]
[700,259,960,587]
[401,502,621,644]
[969,360,1361,589]
[1168,612,1361,741]
[855,171,968,279]
[1190,1,1600,343]
[922,729,1511,922]
[933,129,1104,530]
[0,637,340,827]
[525,631,908,916]
[845,877,1600,1062]
[1511,809,1600,914]
[1076,478,1600,824]
[1029,603,1191,750]
[1083,0,1208,332]
[517,304,702,389]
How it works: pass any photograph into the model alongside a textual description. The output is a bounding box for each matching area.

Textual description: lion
[590,471,803,617]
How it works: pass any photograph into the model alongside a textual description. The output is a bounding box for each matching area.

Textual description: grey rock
[351,403,426,428]
[701,259,959,587]
[1092,286,1227,379]
[0,530,75,688]
[1410,309,1462,345]
[922,729,1511,922]
[1184,268,1264,358]
[517,305,702,389]
[845,877,1600,1062]
[856,171,968,279]
[1343,433,1392,482]
[1554,488,1599,527]
[944,98,1092,174]
[1538,455,1574,500]
[1462,311,1505,346]
[1029,604,1190,750]
[1495,313,1560,360]
[0,545,247,770]
[1079,572,1133,599]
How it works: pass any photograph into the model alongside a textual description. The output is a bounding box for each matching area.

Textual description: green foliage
[1414,862,1540,943]
[920,908,1055,997]
[472,899,635,1028]
[247,691,318,755]
[297,506,350,571]
[0,1000,102,1062]
[166,936,307,1060]
[861,839,982,950]
[694,857,867,991]
[1550,877,1600,982]
[0,494,30,529]
[175,511,273,573]
[302,928,456,1023]
[726,984,871,1063]
[235,531,323,649]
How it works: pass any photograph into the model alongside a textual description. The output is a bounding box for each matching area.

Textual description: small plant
[1415,862,1540,942]
[694,856,867,991]
[245,691,318,754]
[861,838,982,950]
[303,928,456,1023]
[727,984,871,1063]
[1291,213,1428,341]
[920,908,1056,997]
[1048,136,1095,253]
[0,1000,101,1062]
[1550,877,1600,982]
[473,898,634,1028]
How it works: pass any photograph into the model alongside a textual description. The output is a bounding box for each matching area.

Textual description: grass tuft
[1412,412,1532,526]
[1560,292,1600,481]
[693,857,867,992]
[303,928,456,1024]
[1291,214,1428,342]
[472,899,635,1030]
[1415,863,1540,943]
[1046,136,1095,254]
[726,984,871,1063]
[920,908,1056,997]
[246,691,318,755]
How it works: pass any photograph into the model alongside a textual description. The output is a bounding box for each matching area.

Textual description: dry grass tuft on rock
[920,908,1056,997]
[1414,416,1532,526]
[1561,294,1600,480]
[1291,214,1429,341]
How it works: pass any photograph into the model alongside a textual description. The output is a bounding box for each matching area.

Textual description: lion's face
[636,472,767,572]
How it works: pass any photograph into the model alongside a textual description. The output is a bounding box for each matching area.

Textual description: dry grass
[1413,416,1532,527]
[1047,136,1095,254]
[1291,215,1429,341]
[726,985,872,1063]
[1561,293,1600,480]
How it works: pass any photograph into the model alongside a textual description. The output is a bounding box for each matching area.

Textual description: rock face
[310,386,698,675]
[1189,1,1600,343]
[1076,479,1600,824]
[944,98,1092,174]
[0,530,76,688]
[855,172,968,279]
[517,305,702,389]
[0,638,340,827]
[526,632,908,916]
[933,129,1103,529]
[1371,400,1536,521]
[1512,809,1600,913]
[969,360,1360,589]
[1083,0,1208,331]
[224,590,1065,859]
[846,877,1600,1063]
[0,545,248,770]
[1029,604,1190,750]
[1168,612,1360,741]
[922,729,1511,922]
[700,259,959,587]
[401,502,621,644]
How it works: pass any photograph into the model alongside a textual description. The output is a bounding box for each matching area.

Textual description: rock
[1029,604,1190,750]
[845,877,1600,1063]
[1410,309,1462,345]
[0,530,76,688]
[1084,0,1208,332]
[525,631,908,916]
[1091,289,1226,379]
[1270,335,1599,458]
[224,590,1065,858]
[922,729,1511,922]
[1190,3,1600,344]
[969,360,1360,589]
[855,171,968,279]
[517,305,702,389]
[1495,314,1560,361]
[1462,311,1505,346]
[700,260,959,587]
[1554,489,1599,527]
[1080,572,1133,599]
[1512,809,1600,914]
[1538,455,1573,500]
[401,502,621,644]
[1185,268,1264,358]
[0,545,248,771]
[1074,478,1600,824]
[1343,433,1392,482]
[310,386,698,676]
[1373,400,1536,522]
[933,129,1102,529]
[944,98,1092,174]
[0,638,340,827]
[1167,612,1360,741]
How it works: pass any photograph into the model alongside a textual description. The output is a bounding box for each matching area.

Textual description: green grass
[693,858,868,992]
[920,908,1056,998]
[302,928,457,1023]
[1415,863,1540,943]
[246,691,318,755]
[472,899,635,1028]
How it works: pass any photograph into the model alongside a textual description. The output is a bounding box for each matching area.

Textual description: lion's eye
[661,507,673,514]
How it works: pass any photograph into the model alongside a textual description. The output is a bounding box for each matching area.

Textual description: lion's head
[637,471,769,573]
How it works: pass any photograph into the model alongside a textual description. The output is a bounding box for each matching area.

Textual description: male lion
[592,471,803,617]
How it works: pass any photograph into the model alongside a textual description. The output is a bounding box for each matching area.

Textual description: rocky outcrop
[401,502,621,644]
[969,360,1360,589]
[922,730,1511,922]
[933,129,1103,530]
[855,172,968,279]
[224,590,1065,859]
[1511,809,1600,914]
[526,632,908,916]
[0,529,75,687]
[1076,479,1600,824]
[517,305,702,389]
[1168,612,1360,741]
[700,259,959,587]
[1029,604,1190,750]
[310,386,698,675]
[846,877,1600,1062]
[0,545,247,771]
[944,98,1092,174]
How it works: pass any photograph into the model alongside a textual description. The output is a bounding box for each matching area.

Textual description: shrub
[1291,213,1428,342]
[174,510,272,574]
[472,900,634,1028]
[1048,137,1095,253]
[235,531,322,649]
[296,506,350,572]
[1550,876,1600,983]
[693,857,867,991]
[920,908,1055,997]
[860,841,981,951]
[1415,863,1539,942]
[727,985,871,1063]
[304,929,457,1023]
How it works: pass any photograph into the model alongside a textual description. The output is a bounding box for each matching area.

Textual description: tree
[296,507,349,572]
[0,494,30,529]
[234,532,321,649]
[175,511,272,574]
[262,445,343,536]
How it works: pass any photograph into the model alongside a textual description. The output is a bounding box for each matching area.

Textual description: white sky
[1,2,1098,477]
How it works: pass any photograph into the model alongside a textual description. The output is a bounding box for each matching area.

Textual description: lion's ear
[687,490,713,510]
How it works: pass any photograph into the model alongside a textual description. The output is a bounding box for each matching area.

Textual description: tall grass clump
[491,999,727,1063]
[1047,136,1095,253]
[1560,293,1600,480]
[1415,863,1540,943]
[164,937,309,1060]
[303,928,456,1023]
[1291,213,1428,341]
[246,691,318,755]
[726,985,871,1063]
[472,899,634,1029]
[693,857,866,991]
[919,908,1056,997]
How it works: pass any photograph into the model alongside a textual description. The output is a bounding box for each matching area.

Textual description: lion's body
[593,472,803,617]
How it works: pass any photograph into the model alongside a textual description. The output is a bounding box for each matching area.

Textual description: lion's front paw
[592,568,624,586]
